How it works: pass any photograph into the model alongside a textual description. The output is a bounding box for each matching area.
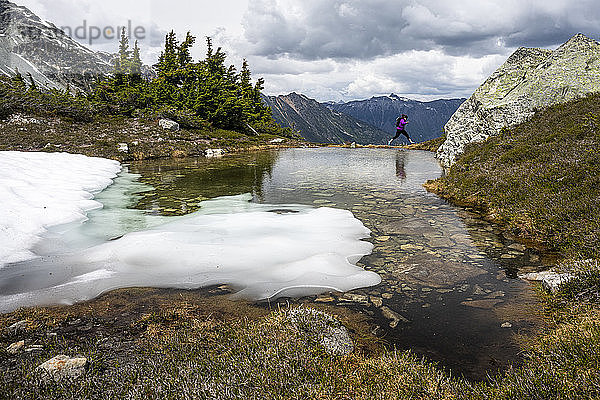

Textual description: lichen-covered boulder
[286,307,354,356]
[438,34,600,167]
[37,355,87,381]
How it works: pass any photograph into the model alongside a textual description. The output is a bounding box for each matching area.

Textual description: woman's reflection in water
[395,151,406,180]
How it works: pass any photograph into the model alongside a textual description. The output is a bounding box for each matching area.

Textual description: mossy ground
[1,277,600,399]
[406,134,447,152]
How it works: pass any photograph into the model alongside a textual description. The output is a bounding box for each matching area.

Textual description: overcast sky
[18,0,600,102]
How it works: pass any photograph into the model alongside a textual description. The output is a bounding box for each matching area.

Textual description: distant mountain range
[262,92,390,145]
[0,0,112,91]
[263,92,465,144]
[325,94,465,142]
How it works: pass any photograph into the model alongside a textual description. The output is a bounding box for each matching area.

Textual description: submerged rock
[438,34,600,167]
[380,306,410,328]
[460,299,503,309]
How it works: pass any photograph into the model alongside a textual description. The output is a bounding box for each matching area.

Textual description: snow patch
[0,151,121,265]
[0,152,379,312]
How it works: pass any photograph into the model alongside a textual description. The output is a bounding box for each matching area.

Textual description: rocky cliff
[326,94,465,143]
[262,92,390,144]
[437,33,600,167]
[0,0,112,91]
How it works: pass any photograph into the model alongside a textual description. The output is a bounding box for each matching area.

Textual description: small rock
[205,148,224,158]
[158,119,180,131]
[25,345,44,352]
[519,271,575,293]
[381,306,410,328]
[314,295,335,303]
[508,243,526,252]
[5,320,28,334]
[339,293,369,305]
[461,299,503,309]
[381,293,393,299]
[472,285,486,295]
[501,322,513,328]
[37,355,87,381]
[6,340,25,355]
[117,143,128,153]
[400,243,424,251]
[370,296,383,307]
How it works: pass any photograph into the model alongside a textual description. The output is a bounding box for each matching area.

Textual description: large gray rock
[438,34,600,167]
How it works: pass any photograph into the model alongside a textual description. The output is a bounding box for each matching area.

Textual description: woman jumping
[388,114,414,145]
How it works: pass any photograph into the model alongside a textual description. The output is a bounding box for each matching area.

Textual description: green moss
[406,133,447,152]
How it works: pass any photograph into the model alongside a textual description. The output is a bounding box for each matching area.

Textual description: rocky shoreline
[0,113,303,162]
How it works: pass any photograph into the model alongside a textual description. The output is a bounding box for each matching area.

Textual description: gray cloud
[243,0,600,60]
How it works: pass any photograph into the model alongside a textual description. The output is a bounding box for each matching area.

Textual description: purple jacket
[397,118,408,130]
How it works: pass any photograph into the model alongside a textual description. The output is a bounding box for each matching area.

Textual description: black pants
[392,128,411,141]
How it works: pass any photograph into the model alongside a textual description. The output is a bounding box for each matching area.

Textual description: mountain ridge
[262,92,391,144]
[0,0,112,91]
[326,94,465,143]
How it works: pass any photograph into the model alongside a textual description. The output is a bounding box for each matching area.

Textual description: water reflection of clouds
[259,148,442,201]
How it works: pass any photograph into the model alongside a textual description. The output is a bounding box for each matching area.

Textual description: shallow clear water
[126,148,552,380]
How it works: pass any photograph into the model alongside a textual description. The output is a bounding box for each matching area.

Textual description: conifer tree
[178,32,195,67]
[115,28,131,76]
[155,31,178,80]
[130,40,143,82]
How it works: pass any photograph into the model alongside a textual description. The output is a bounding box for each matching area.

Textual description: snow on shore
[0,152,379,312]
[0,151,121,266]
